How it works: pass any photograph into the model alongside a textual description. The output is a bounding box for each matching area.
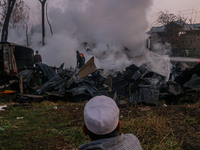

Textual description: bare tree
[46,2,53,35]
[0,0,30,44]
[1,0,16,42]
[157,11,177,25]
[39,0,47,45]
[13,1,30,45]
[156,11,187,26]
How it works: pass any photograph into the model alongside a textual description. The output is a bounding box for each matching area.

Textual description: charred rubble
[1,61,200,105]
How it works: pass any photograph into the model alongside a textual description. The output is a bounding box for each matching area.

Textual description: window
[182,49,192,57]
[188,39,192,45]
[178,31,186,36]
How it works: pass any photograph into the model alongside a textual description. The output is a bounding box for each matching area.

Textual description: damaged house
[0,42,34,79]
[148,21,200,58]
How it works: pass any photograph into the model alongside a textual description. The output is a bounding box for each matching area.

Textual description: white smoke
[152,42,172,56]
[5,0,174,79]
[6,0,153,68]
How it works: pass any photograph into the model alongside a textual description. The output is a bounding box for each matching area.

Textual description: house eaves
[147,26,166,35]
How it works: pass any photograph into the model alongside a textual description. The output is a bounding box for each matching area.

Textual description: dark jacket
[34,54,42,64]
[79,134,142,150]
[77,53,85,68]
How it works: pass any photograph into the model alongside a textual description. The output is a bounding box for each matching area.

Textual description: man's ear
[82,124,88,136]
[117,121,121,132]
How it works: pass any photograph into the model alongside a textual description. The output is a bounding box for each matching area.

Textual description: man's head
[36,50,39,54]
[76,51,79,54]
[82,95,120,140]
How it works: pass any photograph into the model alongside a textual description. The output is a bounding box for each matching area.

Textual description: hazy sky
[26,0,200,28]
[148,0,200,28]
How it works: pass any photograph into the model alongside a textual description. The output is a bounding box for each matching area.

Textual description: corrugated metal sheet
[148,22,200,34]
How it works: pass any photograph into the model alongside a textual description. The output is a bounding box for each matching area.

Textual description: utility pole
[39,0,47,45]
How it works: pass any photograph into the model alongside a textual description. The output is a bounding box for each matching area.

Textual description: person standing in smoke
[76,51,85,69]
[33,50,43,85]
[34,50,42,64]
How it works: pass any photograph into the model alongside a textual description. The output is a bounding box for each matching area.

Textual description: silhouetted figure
[76,51,85,69]
[34,51,42,64]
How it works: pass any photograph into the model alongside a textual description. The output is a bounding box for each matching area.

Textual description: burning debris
[1,49,200,106]
[0,0,198,108]
[0,41,199,105]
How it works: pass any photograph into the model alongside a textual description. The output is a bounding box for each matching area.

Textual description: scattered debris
[1,54,200,106]
[16,117,24,120]
[53,106,58,110]
[0,105,7,111]
[163,104,168,107]
[0,90,16,94]
[138,107,151,112]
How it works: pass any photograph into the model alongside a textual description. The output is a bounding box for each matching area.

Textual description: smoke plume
[6,0,153,69]
[6,0,175,79]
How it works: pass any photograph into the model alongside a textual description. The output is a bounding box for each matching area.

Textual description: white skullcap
[84,95,119,135]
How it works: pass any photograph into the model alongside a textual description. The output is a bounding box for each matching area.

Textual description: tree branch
[39,0,47,4]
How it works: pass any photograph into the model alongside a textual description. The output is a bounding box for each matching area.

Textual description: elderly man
[79,95,142,150]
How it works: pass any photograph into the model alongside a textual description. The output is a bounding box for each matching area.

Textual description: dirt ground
[0,95,200,150]
[119,101,200,150]
[67,99,200,150]
[44,98,200,150]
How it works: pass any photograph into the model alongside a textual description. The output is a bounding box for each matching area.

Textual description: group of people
[34,50,86,69]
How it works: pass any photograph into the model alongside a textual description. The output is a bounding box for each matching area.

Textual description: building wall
[149,23,200,58]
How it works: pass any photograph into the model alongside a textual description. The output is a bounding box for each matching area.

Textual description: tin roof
[0,42,32,49]
[148,22,200,34]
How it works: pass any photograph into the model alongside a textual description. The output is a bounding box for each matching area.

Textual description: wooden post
[107,77,112,92]
[19,75,23,97]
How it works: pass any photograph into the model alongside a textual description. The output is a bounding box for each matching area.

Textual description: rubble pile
[1,60,200,105]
